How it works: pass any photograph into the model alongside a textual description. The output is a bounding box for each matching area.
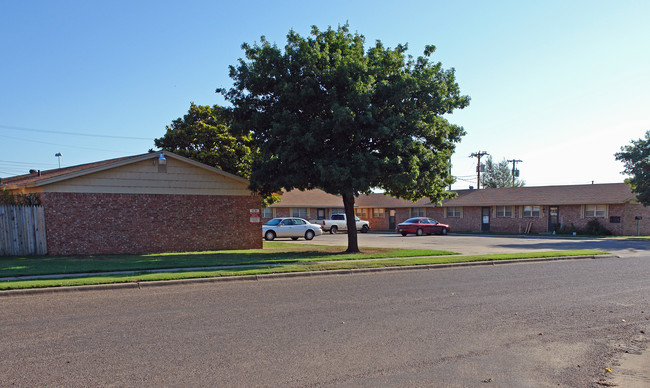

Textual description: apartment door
[388,209,396,230]
[481,207,490,232]
[548,206,559,232]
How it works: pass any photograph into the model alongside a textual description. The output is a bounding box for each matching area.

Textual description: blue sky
[1,1,648,190]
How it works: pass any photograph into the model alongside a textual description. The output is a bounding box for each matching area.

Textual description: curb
[0,254,616,297]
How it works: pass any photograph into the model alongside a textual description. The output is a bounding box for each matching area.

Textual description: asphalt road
[2,254,649,387]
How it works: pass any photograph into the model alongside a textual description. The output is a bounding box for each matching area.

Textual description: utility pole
[507,159,522,186]
[469,151,489,189]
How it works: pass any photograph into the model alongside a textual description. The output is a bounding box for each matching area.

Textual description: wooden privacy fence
[0,205,47,256]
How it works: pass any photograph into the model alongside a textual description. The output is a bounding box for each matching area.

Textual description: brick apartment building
[265,184,650,236]
[1,151,261,255]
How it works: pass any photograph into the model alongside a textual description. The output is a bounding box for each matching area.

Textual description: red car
[396,217,450,236]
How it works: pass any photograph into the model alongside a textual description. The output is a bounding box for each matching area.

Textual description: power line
[0,133,139,153]
[0,159,58,167]
[0,169,23,176]
[0,124,152,140]
[454,176,477,184]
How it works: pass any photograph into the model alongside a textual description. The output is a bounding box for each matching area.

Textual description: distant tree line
[480,156,525,188]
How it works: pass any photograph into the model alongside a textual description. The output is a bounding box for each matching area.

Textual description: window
[372,208,385,218]
[523,205,540,217]
[496,206,513,217]
[411,207,426,217]
[355,208,368,218]
[293,218,306,225]
[291,208,308,218]
[261,207,274,218]
[585,204,606,217]
[446,207,461,218]
[331,208,345,215]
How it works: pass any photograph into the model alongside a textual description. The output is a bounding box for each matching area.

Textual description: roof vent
[29,169,37,174]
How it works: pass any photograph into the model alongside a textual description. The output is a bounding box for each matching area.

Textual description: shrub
[583,219,612,236]
[0,189,41,206]
[558,223,578,235]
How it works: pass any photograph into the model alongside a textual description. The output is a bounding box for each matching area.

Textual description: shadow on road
[493,238,650,254]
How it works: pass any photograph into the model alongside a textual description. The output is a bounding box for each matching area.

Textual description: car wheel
[291,237,299,240]
[264,231,276,241]
[440,228,448,235]
[400,232,407,236]
[305,230,315,240]
[330,225,338,234]
[416,228,423,236]
[360,225,369,233]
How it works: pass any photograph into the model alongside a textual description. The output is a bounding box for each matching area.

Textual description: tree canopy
[480,157,525,188]
[615,130,650,206]
[219,24,470,252]
[154,103,254,178]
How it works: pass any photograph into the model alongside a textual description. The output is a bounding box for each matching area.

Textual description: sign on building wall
[250,208,260,223]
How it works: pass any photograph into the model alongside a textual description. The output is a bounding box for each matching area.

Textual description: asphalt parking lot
[287,232,650,257]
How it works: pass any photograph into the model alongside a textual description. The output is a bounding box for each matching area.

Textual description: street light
[55,152,62,168]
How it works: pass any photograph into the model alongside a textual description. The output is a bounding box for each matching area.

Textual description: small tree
[154,103,280,207]
[480,157,525,188]
[219,24,469,252]
[154,103,254,178]
[615,130,650,206]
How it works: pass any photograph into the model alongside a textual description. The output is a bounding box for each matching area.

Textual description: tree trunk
[342,192,360,253]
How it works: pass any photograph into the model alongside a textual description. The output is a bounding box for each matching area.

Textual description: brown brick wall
[264,203,650,236]
[41,192,262,255]
[623,203,650,236]
[275,208,291,218]
[437,206,560,234]
[433,207,475,232]
[367,214,389,230]
[432,204,647,236]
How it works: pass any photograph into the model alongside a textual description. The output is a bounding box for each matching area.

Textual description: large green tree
[480,157,525,188]
[154,102,254,178]
[615,130,650,206]
[219,25,470,252]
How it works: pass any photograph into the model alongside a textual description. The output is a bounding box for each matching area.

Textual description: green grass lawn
[0,244,609,291]
[0,242,457,278]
